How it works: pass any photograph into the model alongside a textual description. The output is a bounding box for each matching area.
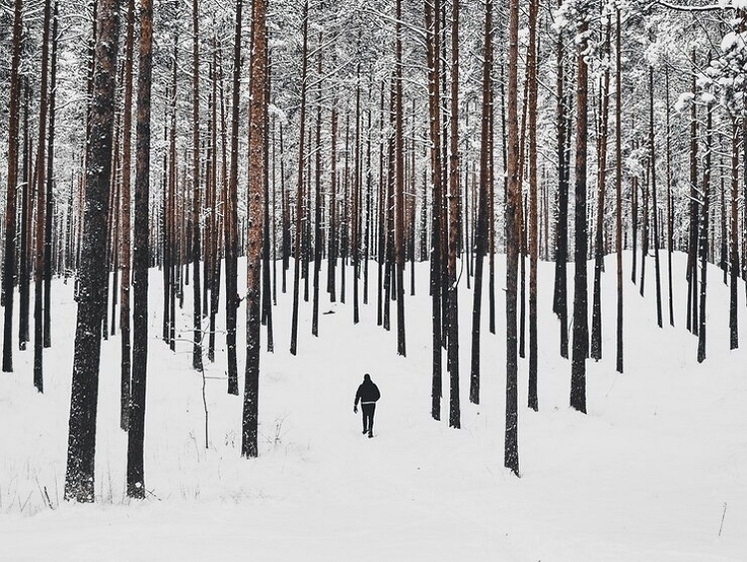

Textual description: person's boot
[368,431,373,438]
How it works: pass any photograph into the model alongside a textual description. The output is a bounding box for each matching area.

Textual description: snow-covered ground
[1,252,745,561]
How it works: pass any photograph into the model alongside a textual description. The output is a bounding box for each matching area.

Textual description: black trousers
[361,403,376,435]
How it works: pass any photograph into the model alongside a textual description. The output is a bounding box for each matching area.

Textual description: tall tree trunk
[19,78,31,352]
[591,20,610,361]
[553,5,569,360]
[290,0,309,356]
[191,0,203,372]
[729,117,740,350]
[262,52,274,352]
[697,101,712,363]
[570,19,589,415]
[327,93,338,303]
[665,66,674,327]
[425,0,443,420]
[33,0,53,393]
[505,0,520,476]
[353,62,362,326]
[225,0,242,393]
[2,0,24,373]
[649,66,663,328]
[687,55,699,334]
[43,0,60,351]
[469,0,491,406]
[312,33,324,337]
[394,0,407,357]
[527,0,539,411]
[243,0,267,458]
[126,0,152,498]
[615,8,623,373]
[119,0,135,431]
[64,0,119,502]
[446,0,460,427]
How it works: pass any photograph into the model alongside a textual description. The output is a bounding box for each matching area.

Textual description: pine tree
[243,0,267,458]
[65,0,119,503]
[127,0,152,498]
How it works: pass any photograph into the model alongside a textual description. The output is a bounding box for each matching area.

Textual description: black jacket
[355,379,380,405]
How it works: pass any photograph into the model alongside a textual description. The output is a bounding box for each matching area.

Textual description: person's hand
[353,405,358,414]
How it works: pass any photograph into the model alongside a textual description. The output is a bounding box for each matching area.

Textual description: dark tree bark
[687,55,699,334]
[591,20,610,362]
[312,32,324,337]
[570,18,589,415]
[553,3,569,360]
[327,91,338,303]
[697,102,712,364]
[353,63,362,326]
[649,67,663,328]
[33,0,53,393]
[469,0,491,406]
[729,117,739,350]
[527,0,539,411]
[225,0,242,393]
[64,0,119,502]
[505,0,520,476]
[243,0,267,458]
[394,0,407,358]
[615,8,623,373]
[119,0,135,431]
[126,0,152,498]
[665,66,674,328]
[425,0,443,420]
[446,0,460,427]
[43,0,60,351]
[290,1,308,356]
[191,0,203,372]
[19,78,31,352]
[2,0,23,373]
[262,51,274,353]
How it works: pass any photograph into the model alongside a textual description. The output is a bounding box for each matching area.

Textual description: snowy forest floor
[0,252,746,561]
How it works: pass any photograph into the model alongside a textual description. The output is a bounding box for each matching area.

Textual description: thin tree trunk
[687,55,699,334]
[19,78,31,352]
[527,0,539,411]
[649,66,663,328]
[591,20,610,361]
[2,0,24,373]
[394,0,407,357]
[730,117,740,350]
[33,0,53,393]
[243,0,267,458]
[312,32,323,337]
[665,65,674,327]
[119,0,135,431]
[191,0,203,372]
[126,0,152,498]
[570,18,589,415]
[446,0,460,427]
[697,102,712,363]
[425,0,443,420]
[469,0,491,406]
[615,8,623,373]
[225,0,242,393]
[505,0,521,476]
[553,5,569,360]
[290,1,309,356]
[43,0,60,351]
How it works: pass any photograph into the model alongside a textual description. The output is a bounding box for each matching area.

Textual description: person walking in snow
[353,374,380,438]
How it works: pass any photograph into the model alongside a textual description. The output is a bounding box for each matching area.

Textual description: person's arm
[354,386,360,412]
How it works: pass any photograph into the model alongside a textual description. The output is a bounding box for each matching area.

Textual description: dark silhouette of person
[353,373,380,438]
